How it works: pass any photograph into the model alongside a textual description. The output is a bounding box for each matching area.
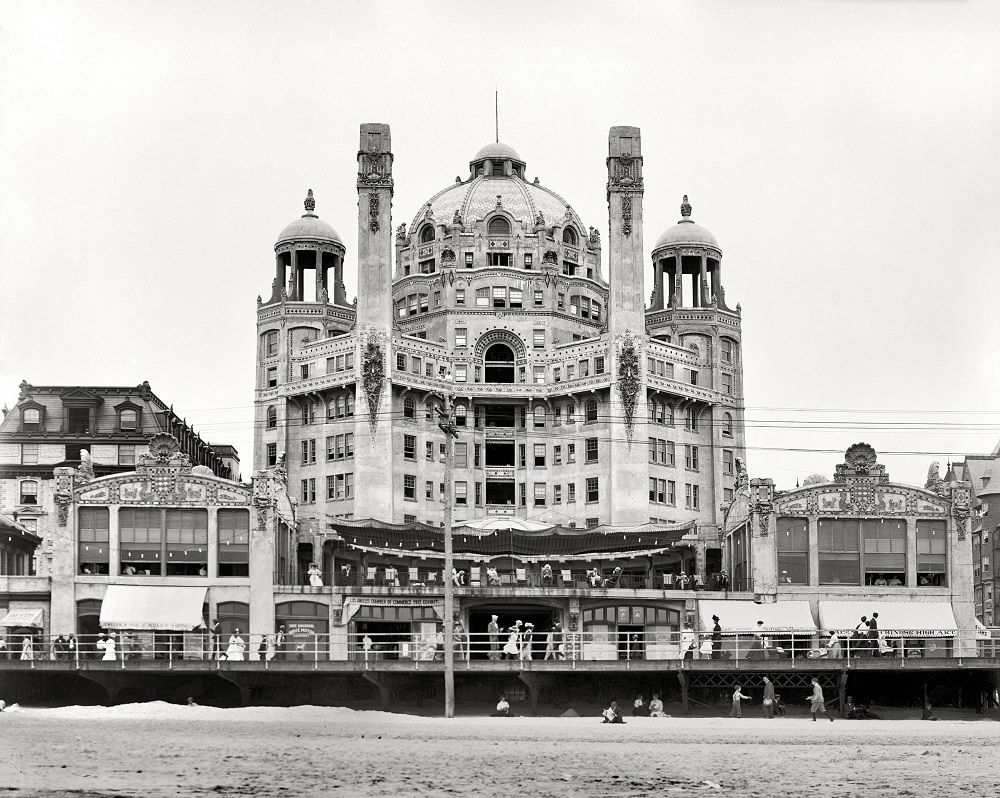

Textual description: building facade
[255,125,746,579]
[953,443,1000,626]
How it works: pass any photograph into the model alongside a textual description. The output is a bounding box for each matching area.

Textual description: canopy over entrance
[697,600,816,634]
[817,601,958,637]
[99,585,207,631]
[0,607,44,628]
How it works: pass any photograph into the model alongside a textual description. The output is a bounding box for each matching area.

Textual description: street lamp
[436,391,459,718]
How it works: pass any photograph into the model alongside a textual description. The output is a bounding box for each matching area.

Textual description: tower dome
[276,189,343,248]
[653,195,719,252]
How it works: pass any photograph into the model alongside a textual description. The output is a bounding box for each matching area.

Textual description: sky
[1,0,998,488]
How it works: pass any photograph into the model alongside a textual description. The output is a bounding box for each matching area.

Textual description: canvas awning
[817,601,958,637]
[697,600,816,634]
[0,607,44,628]
[99,585,207,631]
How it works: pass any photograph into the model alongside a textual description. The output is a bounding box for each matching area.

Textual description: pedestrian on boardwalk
[711,615,722,660]
[867,612,880,657]
[809,677,833,722]
[520,622,534,660]
[680,625,696,660]
[210,619,222,660]
[502,621,521,660]
[487,615,501,660]
[762,676,775,719]
[827,631,842,659]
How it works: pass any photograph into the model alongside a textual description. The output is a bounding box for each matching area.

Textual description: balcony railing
[3,629,996,667]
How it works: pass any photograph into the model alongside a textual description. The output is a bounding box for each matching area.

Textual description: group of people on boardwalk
[487,616,565,661]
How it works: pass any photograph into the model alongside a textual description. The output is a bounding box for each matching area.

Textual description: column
[808,517,820,586]
[315,249,326,302]
[288,250,298,300]
[700,254,709,306]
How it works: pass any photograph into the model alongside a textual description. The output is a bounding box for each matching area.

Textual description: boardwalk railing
[2,628,997,668]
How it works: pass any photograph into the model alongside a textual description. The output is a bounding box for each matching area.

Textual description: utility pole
[437,394,459,718]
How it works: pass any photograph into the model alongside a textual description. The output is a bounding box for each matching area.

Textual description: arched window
[723,413,733,437]
[420,225,435,244]
[484,343,515,384]
[487,216,511,236]
[562,227,578,246]
[403,397,416,420]
[455,404,467,427]
[533,406,546,428]
[266,406,277,429]
[119,408,138,431]
[23,407,41,429]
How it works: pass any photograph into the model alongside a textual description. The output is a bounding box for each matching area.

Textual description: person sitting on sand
[187,697,198,707]
[648,693,665,717]
[602,700,624,724]
[632,694,649,716]
[492,695,510,717]
[922,704,938,721]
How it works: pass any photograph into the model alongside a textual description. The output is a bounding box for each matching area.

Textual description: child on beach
[730,685,751,718]
[809,678,833,722]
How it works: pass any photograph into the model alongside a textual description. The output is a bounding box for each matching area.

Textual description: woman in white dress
[101,633,117,661]
[502,622,522,660]
[226,629,246,661]
[307,563,323,587]
[20,636,34,661]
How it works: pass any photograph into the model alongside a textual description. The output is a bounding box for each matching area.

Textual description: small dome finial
[304,189,316,213]
[680,195,692,218]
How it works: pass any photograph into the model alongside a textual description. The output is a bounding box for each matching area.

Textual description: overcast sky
[2,0,998,488]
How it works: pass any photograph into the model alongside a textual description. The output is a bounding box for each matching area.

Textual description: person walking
[762,676,775,719]
[487,615,501,661]
[680,625,696,660]
[867,612,880,657]
[520,623,534,660]
[827,631,842,659]
[730,685,751,718]
[809,677,834,722]
[210,619,222,661]
[711,615,722,660]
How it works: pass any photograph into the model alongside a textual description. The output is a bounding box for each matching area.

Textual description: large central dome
[410,142,586,233]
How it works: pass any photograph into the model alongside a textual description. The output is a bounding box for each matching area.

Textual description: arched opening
[487,216,511,237]
[484,343,515,383]
[562,227,578,246]
[266,406,277,429]
[419,225,435,244]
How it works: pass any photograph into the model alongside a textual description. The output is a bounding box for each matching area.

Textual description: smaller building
[952,442,1000,626]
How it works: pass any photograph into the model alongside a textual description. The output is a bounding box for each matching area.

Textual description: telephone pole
[437,394,459,718]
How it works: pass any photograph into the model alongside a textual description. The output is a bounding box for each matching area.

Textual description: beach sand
[2,702,999,797]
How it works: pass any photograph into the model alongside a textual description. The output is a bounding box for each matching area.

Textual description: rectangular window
[685,445,699,471]
[454,364,467,382]
[553,367,561,383]
[570,297,580,316]
[533,329,545,348]
[568,482,576,503]
[434,291,441,308]
[532,366,545,384]
[300,478,316,503]
[465,252,474,268]
[722,374,733,395]
[476,287,490,306]
[524,254,533,270]
[425,480,434,499]
[455,289,465,305]
[266,443,277,467]
[689,370,699,386]
[455,328,467,347]
[533,289,544,306]
[594,356,605,375]
[266,367,277,388]
[554,445,562,465]
[475,482,483,506]
[118,444,136,466]
[863,519,906,585]
[301,439,316,465]
[455,481,468,505]
[567,443,576,463]
[557,293,565,310]
[403,434,416,460]
[396,353,406,371]
[776,517,809,585]
[668,480,676,505]
[519,482,527,507]
[723,449,734,474]
[302,402,314,425]
[492,286,507,308]
[403,474,416,500]
[518,444,526,468]
[579,359,589,377]
[722,339,734,363]
[474,443,481,467]
[509,289,523,308]
[217,509,249,577]
[818,519,860,585]
[586,517,599,529]
[586,477,599,503]
[300,364,310,380]
[585,438,598,463]
[554,484,562,504]
[534,444,546,467]
[78,507,110,572]
[534,483,546,506]
[21,443,38,464]
[455,442,468,468]
[917,520,947,586]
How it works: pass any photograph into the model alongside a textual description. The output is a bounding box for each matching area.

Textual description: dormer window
[120,409,138,431]
[21,406,42,433]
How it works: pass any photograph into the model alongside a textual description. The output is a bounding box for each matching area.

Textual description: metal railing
[2,628,997,668]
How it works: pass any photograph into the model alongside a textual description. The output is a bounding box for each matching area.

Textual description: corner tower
[606,127,650,526]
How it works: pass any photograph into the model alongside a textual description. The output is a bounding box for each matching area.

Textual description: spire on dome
[680,195,692,218]
[304,189,316,214]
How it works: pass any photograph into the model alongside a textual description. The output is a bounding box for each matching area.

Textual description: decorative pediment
[59,388,104,406]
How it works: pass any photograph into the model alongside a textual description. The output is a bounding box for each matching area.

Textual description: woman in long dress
[20,636,33,661]
[226,630,246,661]
[502,622,521,660]
[102,633,117,661]
[307,563,323,587]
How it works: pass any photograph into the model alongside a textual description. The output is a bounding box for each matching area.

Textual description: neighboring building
[0,381,240,577]
[255,125,746,583]
[953,442,1000,626]
[724,442,976,655]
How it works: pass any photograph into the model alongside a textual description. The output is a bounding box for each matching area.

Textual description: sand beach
[2,702,999,797]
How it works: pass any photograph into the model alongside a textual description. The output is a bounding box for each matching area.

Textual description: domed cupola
[469,141,526,179]
[649,196,729,311]
[267,190,348,305]
[276,189,344,248]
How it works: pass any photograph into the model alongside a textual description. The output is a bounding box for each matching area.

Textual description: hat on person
[712,615,720,622]
[525,622,534,628]
[491,614,498,621]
